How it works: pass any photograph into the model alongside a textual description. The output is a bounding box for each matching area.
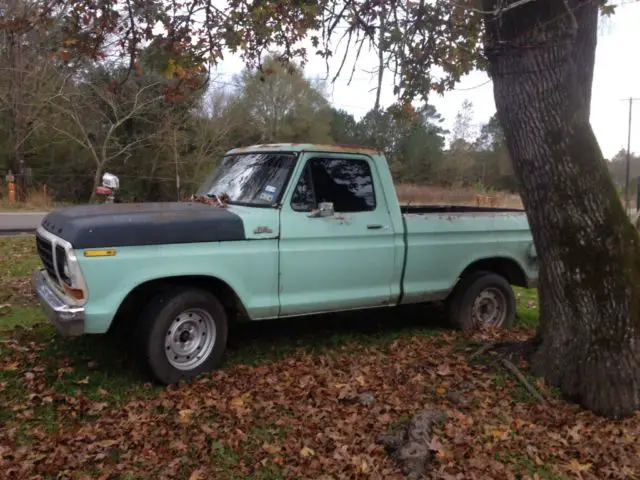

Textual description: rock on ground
[377,410,448,480]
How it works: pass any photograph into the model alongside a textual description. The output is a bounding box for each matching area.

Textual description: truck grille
[35,234,68,285]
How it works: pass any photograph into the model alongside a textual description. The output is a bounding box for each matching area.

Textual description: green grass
[514,287,539,329]
[0,235,41,308]
[0,235,41,272]
[497,452,569,480]
[0,305,45,331]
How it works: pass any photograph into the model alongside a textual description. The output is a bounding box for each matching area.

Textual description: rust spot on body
[318,143,379,154]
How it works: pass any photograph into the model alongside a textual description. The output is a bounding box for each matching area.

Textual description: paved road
[0,212,46,235]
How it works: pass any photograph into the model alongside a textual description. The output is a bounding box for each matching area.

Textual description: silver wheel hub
[471,287,507,328]
[165,308,216,370]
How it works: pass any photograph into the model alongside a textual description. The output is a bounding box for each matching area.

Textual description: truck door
[278,153,397,316]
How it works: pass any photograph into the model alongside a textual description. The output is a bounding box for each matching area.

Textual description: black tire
[447,271,516,331]
[136,287,228,385]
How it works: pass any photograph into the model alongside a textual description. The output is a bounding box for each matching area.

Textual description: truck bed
[398,204,530,305]
[400,204,524,215]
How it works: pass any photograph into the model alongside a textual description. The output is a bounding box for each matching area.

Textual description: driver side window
[290,158,376,213]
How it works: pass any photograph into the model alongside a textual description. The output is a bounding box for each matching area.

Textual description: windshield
[197,153,296,206]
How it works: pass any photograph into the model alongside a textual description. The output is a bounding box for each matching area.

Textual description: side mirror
[102,172,120,190]
[308,202,335,218]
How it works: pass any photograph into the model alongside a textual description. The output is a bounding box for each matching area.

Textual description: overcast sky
[212,2,640,159]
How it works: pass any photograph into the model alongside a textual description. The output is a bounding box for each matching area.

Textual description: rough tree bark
[90,164,105,203]
[482,0,640,418]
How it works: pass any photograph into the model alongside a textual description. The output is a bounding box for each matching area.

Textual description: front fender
[76,240,279,333]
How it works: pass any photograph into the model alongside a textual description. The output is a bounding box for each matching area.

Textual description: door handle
[367,224,383,230]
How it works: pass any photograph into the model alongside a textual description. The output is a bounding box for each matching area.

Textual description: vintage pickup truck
[31,143,537,384]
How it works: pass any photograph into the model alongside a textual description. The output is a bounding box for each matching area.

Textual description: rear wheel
[136,288,228,384]
[447,271,516,331]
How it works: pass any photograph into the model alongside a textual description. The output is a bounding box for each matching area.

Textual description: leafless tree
[45,79,164,201]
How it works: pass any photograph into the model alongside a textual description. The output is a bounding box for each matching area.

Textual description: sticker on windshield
[264,185,277,193]
[259,192,274,202]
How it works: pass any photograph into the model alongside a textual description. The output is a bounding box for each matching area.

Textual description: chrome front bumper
[31,270,85,337]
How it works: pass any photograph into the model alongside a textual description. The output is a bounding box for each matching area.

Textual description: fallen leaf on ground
[262,443,281,454]
[564,458,593,473]
[300,446,315,457]
[178,409,194,423]
[188,468,205,480]
[0,275,638,480]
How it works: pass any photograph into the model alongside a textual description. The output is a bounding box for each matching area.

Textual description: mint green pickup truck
[31,143,537,384]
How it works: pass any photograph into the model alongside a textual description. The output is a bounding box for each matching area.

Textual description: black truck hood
[40,202,246,249]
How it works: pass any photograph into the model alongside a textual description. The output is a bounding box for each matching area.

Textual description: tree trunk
[90,164,104,203]
[482,0,640,418]
[146,151,161,199]
[9,31,27,202]
[374,4,385,112]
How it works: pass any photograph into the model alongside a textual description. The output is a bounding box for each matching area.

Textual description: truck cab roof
[225,143,381,156]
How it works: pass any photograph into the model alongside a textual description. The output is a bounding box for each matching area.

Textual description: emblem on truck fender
[253,226,273,234]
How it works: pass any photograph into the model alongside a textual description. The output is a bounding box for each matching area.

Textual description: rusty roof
[226,143,381,155]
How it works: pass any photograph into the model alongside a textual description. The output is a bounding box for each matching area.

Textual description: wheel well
[458,257,527,288]
[109,275,248,334]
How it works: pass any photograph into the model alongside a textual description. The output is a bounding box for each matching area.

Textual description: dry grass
[396,183,524,209]
[0,183,525,211]
[0,186,59,211]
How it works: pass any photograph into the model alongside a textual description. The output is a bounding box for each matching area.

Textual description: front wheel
[136,288,228,384]
[447,271,516,331]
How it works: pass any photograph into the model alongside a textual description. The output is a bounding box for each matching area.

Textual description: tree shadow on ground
[226,303,451,365]
[6,302,451,395]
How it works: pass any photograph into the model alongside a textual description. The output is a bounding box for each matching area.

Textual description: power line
[453,79,492,91]
[623,97,640,210]
[614,0,640,6]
